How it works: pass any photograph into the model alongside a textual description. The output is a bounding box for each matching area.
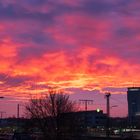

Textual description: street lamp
[105,93,111,137]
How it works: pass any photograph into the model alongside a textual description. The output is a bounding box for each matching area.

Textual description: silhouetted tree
[25,90,77,140]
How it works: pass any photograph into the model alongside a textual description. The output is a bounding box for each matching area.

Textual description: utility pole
[79,99,93,130]
[105,93,111,137]
[0,97,5,119]
[79,99,93,111]
[17,104,20,119]
[0,111,6,119]
[17,104,25,119]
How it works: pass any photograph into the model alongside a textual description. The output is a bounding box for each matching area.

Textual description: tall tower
[127,87,140,119]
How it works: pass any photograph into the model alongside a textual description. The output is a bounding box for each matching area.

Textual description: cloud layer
[0,0,140,116]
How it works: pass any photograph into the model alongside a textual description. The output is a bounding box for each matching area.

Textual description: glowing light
[96,108,101,112]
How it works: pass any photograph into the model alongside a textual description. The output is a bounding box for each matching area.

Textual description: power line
[111,97,126,105]
[79,99,93,111]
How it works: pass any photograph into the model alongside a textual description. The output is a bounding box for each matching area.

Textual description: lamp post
[105,93,111,137]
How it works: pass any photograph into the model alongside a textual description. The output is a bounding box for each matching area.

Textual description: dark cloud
[5,76,31,87]
[0,2,54,21]
[18,46,47,59]
[0,73,33,87]
[102,87,127,93]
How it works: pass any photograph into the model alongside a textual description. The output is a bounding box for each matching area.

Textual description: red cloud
[0,0,140,117]
[0,12,139,97]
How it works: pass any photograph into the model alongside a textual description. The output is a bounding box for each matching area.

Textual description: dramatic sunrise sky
[0,0,140,117]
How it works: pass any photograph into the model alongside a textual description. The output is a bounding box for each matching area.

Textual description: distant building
[75,110,107,128]
[62,110,107,129]
[127,87,140,124]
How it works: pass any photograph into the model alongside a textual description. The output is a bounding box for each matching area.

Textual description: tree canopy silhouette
[25,90,77,140]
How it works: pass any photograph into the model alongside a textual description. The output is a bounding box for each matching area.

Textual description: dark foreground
[0,135,139,140]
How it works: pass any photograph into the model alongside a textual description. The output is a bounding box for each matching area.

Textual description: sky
[0,0,140,117]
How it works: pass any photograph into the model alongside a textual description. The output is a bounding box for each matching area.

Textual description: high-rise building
[127,87,140,119]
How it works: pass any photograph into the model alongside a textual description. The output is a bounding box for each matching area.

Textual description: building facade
[62,110,107,129]
[76,110,107,128]
[127,87,140,122]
